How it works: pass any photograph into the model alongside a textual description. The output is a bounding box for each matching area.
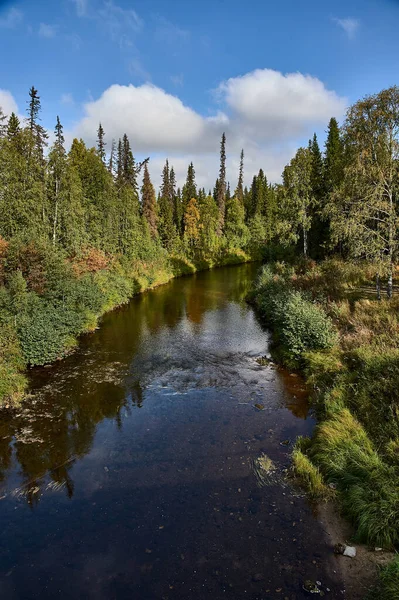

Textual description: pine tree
[108,139,116,175]
[26,86,48,153]
[324,117,344,193]
[235,149,244,204]
[116,139,123,182]
[7,113,20,140]
[48,116,66,245]
[182,162,197,212]
[308,133,326,258]
[158,159,176,249]
[217,132,226,234]
[97,123,106,163]
[226,182,231,202]
[122,133,137,192]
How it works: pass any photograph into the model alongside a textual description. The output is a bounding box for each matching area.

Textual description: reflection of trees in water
[0,263,260,506]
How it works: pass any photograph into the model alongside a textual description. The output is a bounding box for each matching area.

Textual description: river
[0,263,344,599]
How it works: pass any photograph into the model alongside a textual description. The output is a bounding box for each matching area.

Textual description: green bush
[0,322,26,403]
[17,295,83,365]
[279,291,337,359]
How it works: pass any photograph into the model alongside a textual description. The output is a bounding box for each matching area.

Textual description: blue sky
[1,0,399,187]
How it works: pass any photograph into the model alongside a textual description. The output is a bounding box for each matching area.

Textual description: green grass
[292,444,330,499]
[368,556,399,600]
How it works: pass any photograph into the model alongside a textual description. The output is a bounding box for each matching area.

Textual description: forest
[1,84,399,596]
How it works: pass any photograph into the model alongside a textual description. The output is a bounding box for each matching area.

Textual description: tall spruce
[141,162,157,238]
[235,149,244,204]
[217,132,226,234]
[97,123,106,163]
[26,86,48,154]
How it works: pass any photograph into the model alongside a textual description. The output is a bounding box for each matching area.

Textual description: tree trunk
[387,264,393,299]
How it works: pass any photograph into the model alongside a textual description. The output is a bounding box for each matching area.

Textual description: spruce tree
[108,139,116,175]
[7,113,20,140]
[26,86,48,153]
[182,162,197,209]
[217,132,226,234]
[324,117,344,193]
[97,123,106,164]
[235,149,244,204]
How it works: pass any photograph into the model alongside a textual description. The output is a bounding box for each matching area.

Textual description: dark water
[0,263,344,599]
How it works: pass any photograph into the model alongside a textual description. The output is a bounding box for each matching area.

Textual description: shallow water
[0,263,343,599]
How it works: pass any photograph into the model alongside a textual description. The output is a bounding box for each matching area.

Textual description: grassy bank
[251,259,399,592]
[0,239,251,407]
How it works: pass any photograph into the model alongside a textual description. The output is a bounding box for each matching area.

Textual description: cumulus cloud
[39,23,57,38]
[70,83,217,153]
[333,17,359,39]
[217,69,346,139]
[0,7,23,28]
[0,89,18,117]
[68,68,346,186]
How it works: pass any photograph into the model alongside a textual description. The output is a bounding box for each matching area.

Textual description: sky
[1,0,399,190]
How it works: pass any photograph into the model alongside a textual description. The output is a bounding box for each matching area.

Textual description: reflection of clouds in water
[129,302,275,395]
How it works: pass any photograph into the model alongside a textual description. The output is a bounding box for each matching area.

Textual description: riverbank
[0,243,252,407]
[250,259,399,598]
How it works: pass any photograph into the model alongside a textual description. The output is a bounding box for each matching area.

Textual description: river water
[0,263,344,599]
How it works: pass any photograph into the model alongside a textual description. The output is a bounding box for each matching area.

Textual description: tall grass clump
[311,409,399,547]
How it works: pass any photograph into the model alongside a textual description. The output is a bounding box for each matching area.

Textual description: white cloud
[333,17,360,39]
[67,68,347,187]
[0,89,18,117]
[0,7,23,28]
[70,83,213,153]
[61,93,75,105]
[217,69,346,140]
[39,23,57,38]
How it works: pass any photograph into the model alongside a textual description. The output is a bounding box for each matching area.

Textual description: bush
[17,295,82,365]
[0,322,26,403]
[279,292,337,359]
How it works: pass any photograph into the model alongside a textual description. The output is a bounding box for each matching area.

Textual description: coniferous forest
[1,84,399,596]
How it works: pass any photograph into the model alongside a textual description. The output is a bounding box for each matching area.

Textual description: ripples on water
[0,263,343,599]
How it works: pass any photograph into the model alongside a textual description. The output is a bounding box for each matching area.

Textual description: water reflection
[0,264,312,509]
[0,263,346,600]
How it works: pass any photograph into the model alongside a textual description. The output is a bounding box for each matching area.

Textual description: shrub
[279,292,337,359]
[0,322,26,404]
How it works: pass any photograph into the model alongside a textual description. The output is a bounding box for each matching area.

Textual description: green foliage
[254,265,337,363]
[292,445,329,499]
